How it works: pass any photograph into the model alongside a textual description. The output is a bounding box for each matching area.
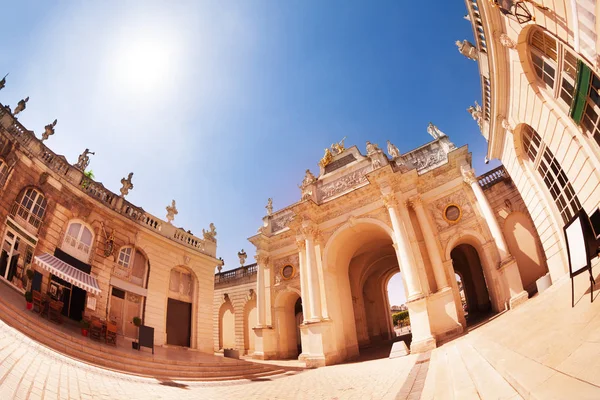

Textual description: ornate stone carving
[429,189,474,232]
[247,288,255,302]
[498,33,516,49]
[467,101,483,129]
[456,39,478,60]
[296,238,306,250]
[238,249,247,266]
[42,119,57,142]
[183,255,190,265]
[74,148,94,171]
[461,165,477,185]
[501,118,514,133]
[319,138,346,167]
[427,122,447,139]
[401,142,448,174]
[320,147,333,168]
[300,169,317,188]
[318,166,370,201]
[13,97,29,116]
[272,211,294,232]
[166,200,178,224]
[385,140,400,159]
[120,172,134,196]
[202,223,217,242]
[255,254,270,266]
[407,195,423,209]
[266,198,273,216]
[371,157,382,169]
[382,193,397,209]
[330,137,346,155]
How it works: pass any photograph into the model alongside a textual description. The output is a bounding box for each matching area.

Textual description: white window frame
[12,188,47,231]
[61,221,94,263]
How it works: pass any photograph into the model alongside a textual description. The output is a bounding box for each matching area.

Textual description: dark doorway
[166,298,192,347]
[70,286,86,321]
[451,244,492,325]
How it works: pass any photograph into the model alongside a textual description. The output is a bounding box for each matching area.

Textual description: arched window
[116,247,147,287]
[0,159,9,187]
[529,29,600,147]
[62,221,94,262]
[11,188,47,230]
[522,125,581,223]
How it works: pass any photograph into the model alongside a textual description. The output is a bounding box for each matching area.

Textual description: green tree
[392,310,410,326]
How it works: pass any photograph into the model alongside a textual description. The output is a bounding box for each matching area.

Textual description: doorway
[166,298,192,347]
[450,244,491,325]
[0,227,35,291]
[109,287,143,338]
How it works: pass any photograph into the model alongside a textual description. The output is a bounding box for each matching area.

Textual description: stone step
[0,298,290,381]
[445,343,480,400]
[455,340,522,400]
[472,335,600,399]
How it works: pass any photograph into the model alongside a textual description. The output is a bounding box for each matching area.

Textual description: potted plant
[132,317,142,349]
[80,319,90,337]
[24,291,33,310]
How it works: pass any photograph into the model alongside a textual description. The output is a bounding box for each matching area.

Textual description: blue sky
[0,1,493,306]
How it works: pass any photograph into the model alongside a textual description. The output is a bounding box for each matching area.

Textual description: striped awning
[34,253,101,295]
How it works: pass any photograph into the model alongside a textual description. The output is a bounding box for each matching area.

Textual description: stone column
[303,224,322,321]
[383,193,423,301]
[461,166,510,261]
[408,195,448,291]
[296,239,310,322]
[255,254,269,327]
[462,166,528,309]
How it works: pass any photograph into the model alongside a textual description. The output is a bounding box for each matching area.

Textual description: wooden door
[166,298,191,347]
[109,288,125,335]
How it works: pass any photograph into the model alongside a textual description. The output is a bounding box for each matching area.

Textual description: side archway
[243,293,257,355]
[219,296,236,350]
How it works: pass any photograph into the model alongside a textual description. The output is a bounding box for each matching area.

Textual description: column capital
[301,224,318,238]
[406,195,423,209]
[255,253,270,266]
[296,237,306,250]
[382,192,397,209]
[461,165,478,185]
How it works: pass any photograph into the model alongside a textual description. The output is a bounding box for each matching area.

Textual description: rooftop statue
[456,39,478,61]
[266,198,273,216]
[42,119,57,142]
[331,137,346,155]
[74,148,94,171]
[365,141,380,156]
[386,140,400,159]
[13,97,29,116]
[0,74,7,91]
[467,101,483,129]
[300,169,317,188]
[319,147,333,168]
[166,200,178,224]
[427,122,447,140]
[238,249,247,267]
[120,172,134,197]
[203,223,217,242]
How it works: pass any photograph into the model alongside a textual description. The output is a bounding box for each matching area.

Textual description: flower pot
[81,328,88,337]
[132,342,139,350]
[224,349,240,359]
[26,302,33,310]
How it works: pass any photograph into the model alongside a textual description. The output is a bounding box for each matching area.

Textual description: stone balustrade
[478,166,508,190]
[0,102,215,257]
[214,263,258,286]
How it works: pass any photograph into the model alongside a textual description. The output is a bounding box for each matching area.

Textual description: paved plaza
[1,272,600,399]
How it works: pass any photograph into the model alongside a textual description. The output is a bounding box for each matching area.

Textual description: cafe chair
[105,322,117,346]
[90,320,103,342]
[32,290,43,314]
[48,301,63,324]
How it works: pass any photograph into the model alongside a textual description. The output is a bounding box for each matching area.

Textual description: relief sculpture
[318,166,370,201]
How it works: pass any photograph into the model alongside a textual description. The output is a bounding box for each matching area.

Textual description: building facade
[0,102,221,352]
[462,0,600,283]
[215,129,548,367]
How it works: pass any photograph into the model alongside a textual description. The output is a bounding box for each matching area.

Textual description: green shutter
[570,59,591,124]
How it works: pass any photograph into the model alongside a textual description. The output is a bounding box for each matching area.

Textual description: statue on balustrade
[386,140,400,159]
[300,169,317,188]
[13,97,29,116]
[467,101,483,129]
[203,223,217,242]
[120,172,134,197]
[238,249,247,267]
[0,74,7,91]
[366,141,380,156]
[165,200,178,224]
[456,39,478,61]
[42,119,57,142]
[331,137,346,155]
[266,198,273,216]
[75,148,94,171]
[427,122,447,140]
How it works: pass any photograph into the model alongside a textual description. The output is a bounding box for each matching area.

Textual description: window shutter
[570,60,591,124]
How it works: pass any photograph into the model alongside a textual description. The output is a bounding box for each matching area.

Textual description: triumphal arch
[239,124,545,367]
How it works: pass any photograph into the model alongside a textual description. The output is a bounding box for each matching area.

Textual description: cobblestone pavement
[0,319,417,400]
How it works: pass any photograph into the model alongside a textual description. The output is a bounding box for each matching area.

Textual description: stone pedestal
[427,287,464,342]
[500,258,529,309]
[252,326,277,360]
[299,319,336,368]
[406,297,436,353]
[389,341,410,359]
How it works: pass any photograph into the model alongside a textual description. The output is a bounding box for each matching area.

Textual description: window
[62,222,94,262]
[11,188,47,230]
[169,268,193,299]
[0,159,8,187]
[116,247,147,287]
[529,30,577,109]
[522,126,581,223]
